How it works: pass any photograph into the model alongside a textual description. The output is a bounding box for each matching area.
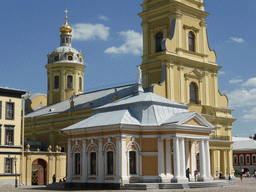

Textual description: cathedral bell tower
[46,10,86,105]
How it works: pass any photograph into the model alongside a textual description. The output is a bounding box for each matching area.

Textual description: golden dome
[60,16,72,35]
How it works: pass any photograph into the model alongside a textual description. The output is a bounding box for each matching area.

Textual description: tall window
[188,32,195,52]
[190,82,198,104]
[5,158,13,173]
[79,77,82,90]
[246,155,250,164]
[0,101,2,119]
[107,151,114,175]
[239,155,244,165]
[234,155,238,165]
[155,32,163,53]
[90,152,96,175]
[74,153,81,175]
[54,76,59,89]
[6,102,14,120]
[5,126,14,145]
[67,76,73,89]
[252,155,256,164]
[129,151,136,174]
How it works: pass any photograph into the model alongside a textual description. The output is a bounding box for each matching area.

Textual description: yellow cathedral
[24,0,235,185]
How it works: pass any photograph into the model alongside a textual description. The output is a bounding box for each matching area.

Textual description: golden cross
[65,8,68,17]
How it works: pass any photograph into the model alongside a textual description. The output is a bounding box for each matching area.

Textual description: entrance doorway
[32,159,47,185]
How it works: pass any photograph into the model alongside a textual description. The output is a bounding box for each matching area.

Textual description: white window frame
[127,140,140,178]
[89,151,97,176]
[104,142,115,177]
[73,152,81,176]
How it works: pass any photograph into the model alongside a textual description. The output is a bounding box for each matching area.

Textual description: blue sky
[0,0,255,137]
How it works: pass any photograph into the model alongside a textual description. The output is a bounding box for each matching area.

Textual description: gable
[185,118,202,126]
[184,68,203,79]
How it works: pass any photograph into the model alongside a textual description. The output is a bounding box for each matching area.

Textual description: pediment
[185,68,203,79]
[185,118,202,126]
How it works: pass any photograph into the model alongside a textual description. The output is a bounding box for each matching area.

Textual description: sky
[0,0,255,137]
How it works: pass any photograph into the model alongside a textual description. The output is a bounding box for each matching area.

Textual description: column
[150,31,154,54]
[158,138,165,177]
[166,139,172,177]
[141,21,149,57]
[185,77,190,103]
[185,140,190,170]
[179,66,185,103]
[190,141,196,178]
[204,140,211,177]
[176,11,183,55]
[82,139,87,181]
[121,137,128,184]
[98,138,104,182]
[173,138,180,178]
[74,70,78,95]
[198,79,203,105]
[26,154,32,185]
[212,73,219,107]
[220,150,227,178]
[179,138,186,178]
[115,137,120,180]
[199,140,206,178]
[66,140,72,182]
[60,70,66,102]
[227,149,232,176]
[167,63,175,101]
[204,72,209,105]
[211,149,217,178]
[48,154,53,184]
[166,64,171,100]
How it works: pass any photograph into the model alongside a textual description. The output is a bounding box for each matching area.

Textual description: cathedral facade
[24,0,235,186]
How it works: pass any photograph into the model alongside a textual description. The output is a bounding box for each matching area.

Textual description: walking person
[52,174,56,183]
[186,168,190,182]
[240,173,243,183]
[194,169,197,182]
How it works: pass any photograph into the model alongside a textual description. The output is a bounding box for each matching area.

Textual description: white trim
[104,142,115,177]
[127,141,140,178]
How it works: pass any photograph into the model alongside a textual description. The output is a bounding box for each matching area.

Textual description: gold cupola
[60,16,72,35]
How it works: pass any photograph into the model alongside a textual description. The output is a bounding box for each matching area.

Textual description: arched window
[246,154,250,164]
[90,152,96,175]
[252,154,256,164]
[54,76,59,89]
[188,32,195,52]
[234,155,238,165]
[67,75,73,89]
[190,82,198,104]
[74,153,81,175]
[239,155,244,165]
[79,77,82,90]
[107,151,114,175]
[155,32,163,53]
[129,151,136,174]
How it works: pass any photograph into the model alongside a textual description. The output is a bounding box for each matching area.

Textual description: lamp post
[14,156,17,188]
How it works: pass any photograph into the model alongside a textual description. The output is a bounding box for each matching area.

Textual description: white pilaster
[121,137,128,184]
[98,138,104,182]
[166,139,172,178]
[67,140,72,182]
[82,139,87,181]
[199,140,206,179]
[204,140,211,178]
[158,138,165,178]
[179,138,186,178]
[185,140,190,169]
[173,138,180,179]
[190,140,196,178]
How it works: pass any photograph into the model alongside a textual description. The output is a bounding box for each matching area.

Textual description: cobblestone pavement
[0,178,255,192]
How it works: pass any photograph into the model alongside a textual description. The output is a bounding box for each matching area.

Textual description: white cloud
[228,76,243,84]
[226,89,256,107]
[72,23,110,41]
[99,15,109,21]
[218,71,225,75]
[104,30,142,56]
[242,77,256,87]
[230,37,244,43]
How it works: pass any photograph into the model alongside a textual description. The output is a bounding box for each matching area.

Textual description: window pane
[54,76,59,89]
[5,127,14,145]
[107,151,114,175]
[129,151,136,174]
[6,103,14,120]
[67,76,73,89]
[74,153,80,175]
[253,156,256,164]
[79,77,82,90]
[188,32,195,52]
[246,156,250,164]
[5,158,12,173]
[155,32,163,53]
[190,83,198,104]
[90,152,96,175]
